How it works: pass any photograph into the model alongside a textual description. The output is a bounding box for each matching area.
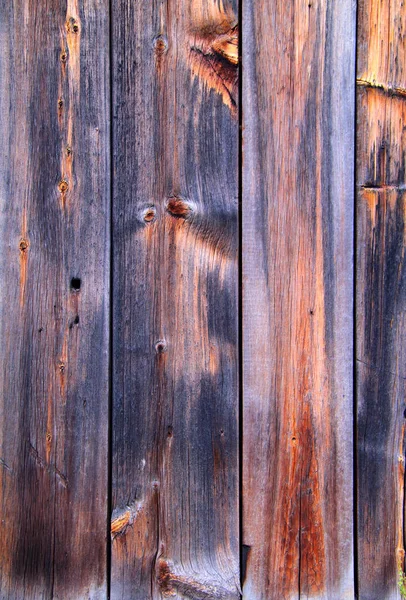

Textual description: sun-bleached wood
[242,1,356,597]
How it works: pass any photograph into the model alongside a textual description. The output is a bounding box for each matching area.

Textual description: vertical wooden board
[111,0,239,598]
[0,1,110,598]
[242,1,356,598]
[357,1,406,597]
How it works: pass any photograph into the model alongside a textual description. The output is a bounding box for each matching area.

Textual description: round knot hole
[155,340,167,354]
[143,206,156,223]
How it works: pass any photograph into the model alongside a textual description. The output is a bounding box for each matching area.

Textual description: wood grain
[357,0,406,597]
[111,0,239,598]
[0,1,110,598]
[242,1,356,598]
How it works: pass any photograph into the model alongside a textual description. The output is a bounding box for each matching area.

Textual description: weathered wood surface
[111,0,239,598]
[242,1,356,598]
[357,0,406,598]
[0,1,110,598]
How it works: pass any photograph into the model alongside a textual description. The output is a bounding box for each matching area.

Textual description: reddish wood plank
[242,1,356,597]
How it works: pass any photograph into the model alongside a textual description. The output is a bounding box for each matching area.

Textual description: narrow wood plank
[0,2,110,598]
[242,1,356,598]
[357,1,406,597]
[111,0,239,598]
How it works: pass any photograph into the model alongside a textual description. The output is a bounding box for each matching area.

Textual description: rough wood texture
[111,0,239,598]
[0,1,110,598]
[357,1,406,597]
[242,1,356,598]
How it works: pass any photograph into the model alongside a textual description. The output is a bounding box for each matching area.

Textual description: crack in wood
[0,458,12,473]
[28,443,68,488]
[157,559,240,599]
[357,78,406,99]
[356,358,406,381]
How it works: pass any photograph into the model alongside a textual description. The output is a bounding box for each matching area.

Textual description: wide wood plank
[242,1,356,598]
[357,0,406,597]
[0,1,110,598]
[111,0,239,598]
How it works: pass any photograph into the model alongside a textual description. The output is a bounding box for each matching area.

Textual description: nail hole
[309,309,314,315]
[67,18,80,33]
[403,408,406,418]
[71,277,81,291]
[58,98,64,109]
[167,426,173,437]
[66,146,72,157]
[292,437,296,442]
[220,429,224,436]
[60,51,67,63]
[155,340,167,354]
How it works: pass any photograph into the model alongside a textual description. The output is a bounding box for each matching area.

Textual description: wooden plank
[111,0,239,598]
[242,1,356,598]
[0,2,110,598]
[357,0,406,597]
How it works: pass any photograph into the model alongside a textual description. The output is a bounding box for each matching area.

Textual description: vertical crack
[107,0,114,596]
[238,0,243,595]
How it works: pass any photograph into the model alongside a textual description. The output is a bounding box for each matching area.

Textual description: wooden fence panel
[111,0,239,598]
[0,1,110,598]
[242,1,356,598]
[357,1,406,597]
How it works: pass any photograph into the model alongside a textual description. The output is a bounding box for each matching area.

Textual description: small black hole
[403,408,406,419]
[71,277,81,291]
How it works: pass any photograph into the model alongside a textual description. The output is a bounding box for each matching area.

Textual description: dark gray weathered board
[0,1,110,598]
[242,1,356,597]
[357,0,406,597]
[111,0,239,598]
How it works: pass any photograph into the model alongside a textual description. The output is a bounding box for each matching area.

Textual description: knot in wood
[58,179,69,194]
[143,206,156,223]
[166,197,193,218]
[155,339,167,354]
[153,35,168,56]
